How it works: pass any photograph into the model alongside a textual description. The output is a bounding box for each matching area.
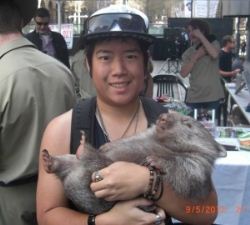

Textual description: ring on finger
[94,171,103,182]
[154,213,163,225]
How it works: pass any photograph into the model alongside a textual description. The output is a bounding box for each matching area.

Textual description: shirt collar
[0,36,35,60]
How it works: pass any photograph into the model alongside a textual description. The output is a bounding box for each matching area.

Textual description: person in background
[240,40,246,55]
[0,1,76,224]
[37,5,218,225]
[180,19,224,112]
[71,31,97,99]
[219,35,240,83]
[218,35,242,125]
[219,35,244,126]
[26,7,70,68]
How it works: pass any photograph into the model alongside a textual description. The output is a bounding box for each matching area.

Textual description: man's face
[91,38,145,106]
[187,25,199,44]
[35,16,50,34]
[228,39,236,50]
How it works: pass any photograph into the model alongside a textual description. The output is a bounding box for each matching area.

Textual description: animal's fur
[42,112,226,214]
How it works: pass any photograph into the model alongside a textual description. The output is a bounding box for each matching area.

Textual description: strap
[70,97,167,154]
[70,97,97,154]
[0,44,36,60]
[141,97,168,126]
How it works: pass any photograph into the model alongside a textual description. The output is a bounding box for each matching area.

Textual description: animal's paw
[42,149,54,173]
[145,155,165,174]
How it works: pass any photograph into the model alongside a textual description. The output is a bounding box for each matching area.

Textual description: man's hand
[90,161,149,201]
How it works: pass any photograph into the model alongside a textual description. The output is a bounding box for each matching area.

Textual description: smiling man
[37,5,218,225]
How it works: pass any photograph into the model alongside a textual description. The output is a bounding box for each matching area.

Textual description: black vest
[70,97,168,153]
[70,97,173,224]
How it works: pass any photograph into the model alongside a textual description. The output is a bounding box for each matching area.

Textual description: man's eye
[127,54,137,59]
[98,55,110,61]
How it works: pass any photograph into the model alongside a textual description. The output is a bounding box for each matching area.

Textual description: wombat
[42,112,226,214]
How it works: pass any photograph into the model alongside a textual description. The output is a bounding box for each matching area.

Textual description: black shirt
[219,50,233,82]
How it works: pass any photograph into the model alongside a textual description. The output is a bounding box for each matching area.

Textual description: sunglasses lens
[86,13,146,35]
[36,22,48,26]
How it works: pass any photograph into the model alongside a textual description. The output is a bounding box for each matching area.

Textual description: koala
[42,112,226,214]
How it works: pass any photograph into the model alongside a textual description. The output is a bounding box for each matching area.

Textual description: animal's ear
[76,145,84,159]
[42,149,54,173]
[76,130,88,159]
[76,143,94,159]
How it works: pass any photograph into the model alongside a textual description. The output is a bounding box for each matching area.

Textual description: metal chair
[153,74,187,101]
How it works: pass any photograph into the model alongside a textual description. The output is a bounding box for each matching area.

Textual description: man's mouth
[109,81,130,88]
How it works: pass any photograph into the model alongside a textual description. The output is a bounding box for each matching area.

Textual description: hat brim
[84,31,155,46]
[13,0,38,27]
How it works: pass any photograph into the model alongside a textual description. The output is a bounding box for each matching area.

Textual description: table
[225,83,250,124]
[212,150,250,225]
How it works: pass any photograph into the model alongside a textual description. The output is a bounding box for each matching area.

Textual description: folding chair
[153,74,187,101]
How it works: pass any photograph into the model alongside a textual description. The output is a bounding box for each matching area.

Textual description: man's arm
[219,68,240,78]
[54,32,70,68]
[180,47,206,78]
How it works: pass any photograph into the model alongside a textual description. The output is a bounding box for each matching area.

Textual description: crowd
[1,0,242,225]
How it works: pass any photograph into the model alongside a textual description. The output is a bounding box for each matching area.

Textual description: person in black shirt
[219,35,240,82]
[218,35,241,125]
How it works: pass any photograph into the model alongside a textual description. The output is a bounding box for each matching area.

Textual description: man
[218,35,240,125]
[70,32,97,99]
[37,5,218,225]
[219,35,240,82]
[26,7,70,68]
[180,19,224,111]
[0,1,76,224]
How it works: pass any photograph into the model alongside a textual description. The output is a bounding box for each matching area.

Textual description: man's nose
[112,57,127,75]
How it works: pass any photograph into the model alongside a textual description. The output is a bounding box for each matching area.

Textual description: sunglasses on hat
[85,13,147,35]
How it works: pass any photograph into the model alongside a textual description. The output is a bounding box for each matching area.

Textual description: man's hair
[0,2,22,34]
[187,19,210,37]
[222,35,233,47]
[84,37,149,76]
[35,8,50,18]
